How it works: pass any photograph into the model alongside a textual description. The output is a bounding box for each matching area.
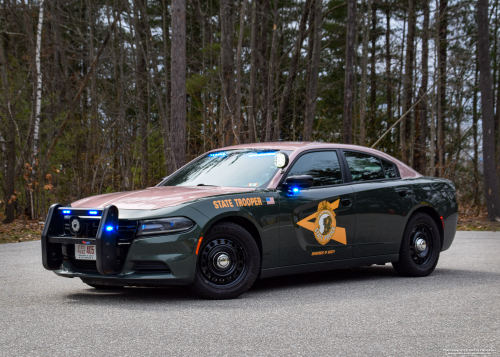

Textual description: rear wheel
[392,213,441,277]
[190,222,260,299]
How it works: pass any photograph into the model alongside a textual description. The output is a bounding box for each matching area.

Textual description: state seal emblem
[296,199,347,245]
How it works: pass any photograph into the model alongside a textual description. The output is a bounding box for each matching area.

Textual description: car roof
[215,141,422,180]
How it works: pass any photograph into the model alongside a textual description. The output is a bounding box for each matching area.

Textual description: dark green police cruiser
[42,142,458,299]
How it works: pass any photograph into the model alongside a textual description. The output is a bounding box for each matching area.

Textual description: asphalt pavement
[0,232,499,357]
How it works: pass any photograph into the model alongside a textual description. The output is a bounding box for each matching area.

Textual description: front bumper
[42,204,206,286]
[55,232,200,286]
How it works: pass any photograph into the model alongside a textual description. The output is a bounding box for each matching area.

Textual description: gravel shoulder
[0,232,499,356]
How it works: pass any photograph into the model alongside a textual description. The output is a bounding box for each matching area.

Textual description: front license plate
[75,244,96,260]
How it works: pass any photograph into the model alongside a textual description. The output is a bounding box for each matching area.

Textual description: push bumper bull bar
[42,203,120,275]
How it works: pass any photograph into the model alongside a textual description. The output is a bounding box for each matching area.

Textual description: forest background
[1,0,499,231]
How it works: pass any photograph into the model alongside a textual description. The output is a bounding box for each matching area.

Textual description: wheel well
[210,216,263,262]
[411,206,444,248]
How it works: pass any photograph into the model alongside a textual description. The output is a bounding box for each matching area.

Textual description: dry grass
[457,212,500,231]
[0,218,44,244]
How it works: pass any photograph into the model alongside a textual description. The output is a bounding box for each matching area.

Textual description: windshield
[162,149,290,188]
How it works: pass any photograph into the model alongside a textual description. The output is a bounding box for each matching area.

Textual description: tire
[392,212,441,277]
[190,222,260,299]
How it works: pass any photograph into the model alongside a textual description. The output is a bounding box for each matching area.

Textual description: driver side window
[286,151,343,187]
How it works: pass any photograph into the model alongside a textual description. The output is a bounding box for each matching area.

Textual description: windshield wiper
[197,183,218,187]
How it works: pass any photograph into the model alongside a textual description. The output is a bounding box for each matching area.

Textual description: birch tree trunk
[477,0,500,221]
[235,0,248,144]
[429,79,436,177]
[473,62,479,206]
[415,0,428,173]
[32,0,44,160]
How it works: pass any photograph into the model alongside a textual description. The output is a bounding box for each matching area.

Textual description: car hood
[70,186,255,210]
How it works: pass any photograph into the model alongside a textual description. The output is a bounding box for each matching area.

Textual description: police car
[42,142,458,299]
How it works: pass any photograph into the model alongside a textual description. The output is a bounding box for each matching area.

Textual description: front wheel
[190,222,260,299]
[392,213,441,277]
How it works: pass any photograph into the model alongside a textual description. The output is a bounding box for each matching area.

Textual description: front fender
[190,191,281,269]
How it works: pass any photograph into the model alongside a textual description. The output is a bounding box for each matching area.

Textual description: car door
[341,150,414,257]
[278,150,356,266]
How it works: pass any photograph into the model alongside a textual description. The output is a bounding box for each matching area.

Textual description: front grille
[69,257,126,273]
[117,221,138,240]
[134,261,170,273]
[69,258,98,272]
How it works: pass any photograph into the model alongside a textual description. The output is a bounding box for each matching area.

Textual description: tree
[477,0,500,221]
[170,0,187,171]
[303,0,323,141]
[220,0,234,146]
[414,0,429,173]
[235,0,248,143]
[359,0,371,145]
[384,1,392,141]
[437,0,447,176]
[248,0,259,143]
[277,0,312,142]
[400,0,416,164]
[343,0,357,144]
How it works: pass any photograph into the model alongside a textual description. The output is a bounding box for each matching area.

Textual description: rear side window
[381,159,397,178]
[344,151,384,182]
[286,151,343,187]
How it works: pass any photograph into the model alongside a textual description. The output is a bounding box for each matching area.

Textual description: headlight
[137,217,195,236]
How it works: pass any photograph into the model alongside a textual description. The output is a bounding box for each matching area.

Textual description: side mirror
[282,175,314,193]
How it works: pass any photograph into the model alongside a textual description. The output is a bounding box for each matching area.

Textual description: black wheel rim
[199,238,246,286]
[409,224,434,266]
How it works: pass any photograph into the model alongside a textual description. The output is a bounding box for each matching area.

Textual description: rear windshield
[162,149,291,188]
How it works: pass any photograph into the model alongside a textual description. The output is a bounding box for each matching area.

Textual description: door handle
[397,189,409,197]
[341,198,353,207]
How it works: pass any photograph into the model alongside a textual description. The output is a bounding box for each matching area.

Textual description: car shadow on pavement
[63,266,396,304]
[63,265,499,304]
[65,285,197,304]
[252,265,500,293]
[252,265,398,291]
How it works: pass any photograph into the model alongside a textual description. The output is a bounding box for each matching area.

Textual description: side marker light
[196,236,204,255]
